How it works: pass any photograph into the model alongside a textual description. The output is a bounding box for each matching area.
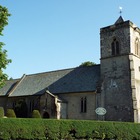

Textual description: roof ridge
[25,65,100,77]
[8,74,26,96]
[25,67,75,77]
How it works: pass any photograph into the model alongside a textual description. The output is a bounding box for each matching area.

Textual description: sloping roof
[115,16,124,24]
[0,79,19,96]
[0,65,100,97]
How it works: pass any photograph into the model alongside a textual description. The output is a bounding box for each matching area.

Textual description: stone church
[0,16,140,122]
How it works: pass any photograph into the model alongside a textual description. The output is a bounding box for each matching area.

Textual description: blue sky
[1,0,140,79]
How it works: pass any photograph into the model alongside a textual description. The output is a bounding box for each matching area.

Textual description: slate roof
[115,16,124,24]
[0,79,19,96]
[0,65,100,97]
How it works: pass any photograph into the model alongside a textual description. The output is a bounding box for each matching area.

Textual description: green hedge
[32,110,41,118]
[6,109,16,118]
[0,119,140,140]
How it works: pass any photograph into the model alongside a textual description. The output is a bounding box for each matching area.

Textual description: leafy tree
[0,5,11,87]
[9,77,13,80]
[79,61,96,67]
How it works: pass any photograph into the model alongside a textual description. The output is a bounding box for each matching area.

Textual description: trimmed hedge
[0,119,140,139]
[32,110,41,118]
[6,109,16,118]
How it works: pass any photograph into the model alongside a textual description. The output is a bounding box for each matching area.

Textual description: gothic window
[80,97,87,113]
[135,38,140,56]
[111,38,120,55]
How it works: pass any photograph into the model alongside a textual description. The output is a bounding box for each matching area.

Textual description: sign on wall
[95,107,106,115]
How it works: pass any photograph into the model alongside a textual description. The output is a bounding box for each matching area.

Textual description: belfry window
[81,97,87,113]
[111,38,120,55]
[135,38,140,56]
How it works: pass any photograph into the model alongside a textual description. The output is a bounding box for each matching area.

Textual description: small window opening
[111,38,120,55]
[81,97,87,113]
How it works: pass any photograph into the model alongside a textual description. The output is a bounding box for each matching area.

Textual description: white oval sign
[95,107,106,115]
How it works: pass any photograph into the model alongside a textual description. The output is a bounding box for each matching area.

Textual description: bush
[6,109,16,118]
[0,118,46,139]
[32,110,41,118]
[0,119,139,139]
[0,107,4,118]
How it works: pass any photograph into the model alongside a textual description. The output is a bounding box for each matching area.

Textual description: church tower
[100,16,140,122]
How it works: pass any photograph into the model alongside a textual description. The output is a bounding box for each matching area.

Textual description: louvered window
[111,38,120,55]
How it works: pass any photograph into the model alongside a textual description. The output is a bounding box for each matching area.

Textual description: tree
[79,61,96,67]
[0,5,11,87]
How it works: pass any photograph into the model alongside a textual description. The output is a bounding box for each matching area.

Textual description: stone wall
[59,92,96,120]
[130,24,140,122]
[100,21,134,122]
[40,93,56,118]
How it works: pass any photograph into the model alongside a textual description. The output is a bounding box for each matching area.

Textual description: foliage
[79,61,96,67]
[0,5,11,87]
[32,110,41,118]
[0,106,4,118]
[0,118,45,140]
[6,109,16,118]
[43,119,60,139]
[0,119,140,139]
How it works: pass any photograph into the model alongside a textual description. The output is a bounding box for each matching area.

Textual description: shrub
[6,109,16,118]
[0,107,4,118]
[32,110,41,118]
[0,119,139,139]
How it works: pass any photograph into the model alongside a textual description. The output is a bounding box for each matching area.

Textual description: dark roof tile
[0,79,19,96]
[1,65,100,97]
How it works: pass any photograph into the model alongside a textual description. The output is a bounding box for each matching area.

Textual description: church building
[0,16,140,122]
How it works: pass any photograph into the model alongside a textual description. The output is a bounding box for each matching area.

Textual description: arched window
[80,97,87,113]
[111,38,120,55]
[135,38,140,56]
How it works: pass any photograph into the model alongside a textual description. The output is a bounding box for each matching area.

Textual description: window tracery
[81,97,87,113]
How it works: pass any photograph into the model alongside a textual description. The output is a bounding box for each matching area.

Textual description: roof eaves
[54,90,97,95]
[46,90,56,98]
[46,90,66,102]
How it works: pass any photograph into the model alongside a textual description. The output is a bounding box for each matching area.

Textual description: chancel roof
[0,65,100,97]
